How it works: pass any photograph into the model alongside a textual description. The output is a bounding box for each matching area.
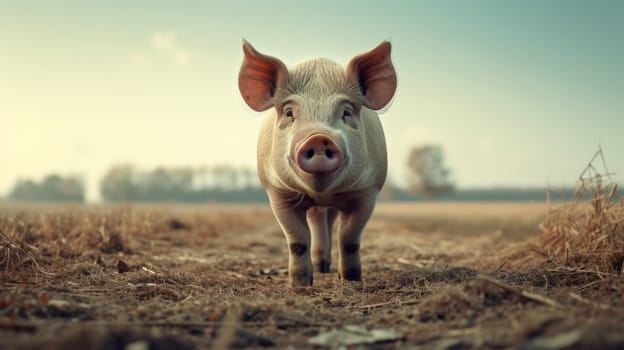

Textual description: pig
[238,41,397,286]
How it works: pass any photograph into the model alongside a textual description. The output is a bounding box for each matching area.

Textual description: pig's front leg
[307,207,338,273]
[266,190,313,287]
[337,192,377,281]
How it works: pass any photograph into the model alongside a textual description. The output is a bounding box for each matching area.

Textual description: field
[1,201,623,349]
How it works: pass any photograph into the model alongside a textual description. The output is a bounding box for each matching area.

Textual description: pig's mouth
[288,154,349,194]
[305,170,344,194]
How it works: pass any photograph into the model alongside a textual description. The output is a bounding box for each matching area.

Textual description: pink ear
[346,42,397,110]
[238,40,288,112]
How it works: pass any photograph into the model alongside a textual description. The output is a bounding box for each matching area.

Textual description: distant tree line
[4,146,583,203]
[99,164,266,202]
[8,174,85,202]
[4,144,456,203]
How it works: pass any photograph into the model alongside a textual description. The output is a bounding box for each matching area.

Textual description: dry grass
[539,149,623,273]
[492,149,624,276]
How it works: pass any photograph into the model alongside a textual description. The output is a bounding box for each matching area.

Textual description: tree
[8,180,38,201]
[407,145,454,199]
[100,164,140,202]
[9,175,84,202]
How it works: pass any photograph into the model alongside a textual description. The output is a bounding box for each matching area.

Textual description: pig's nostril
[325,150,334,159]
[305,149,315,159]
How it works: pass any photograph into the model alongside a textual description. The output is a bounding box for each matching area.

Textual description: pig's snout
[296,134,343,174]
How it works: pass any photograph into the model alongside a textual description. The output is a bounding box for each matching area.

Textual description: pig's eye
[285,108,295,119]
[341,105,358,128]
[341,104,354,118]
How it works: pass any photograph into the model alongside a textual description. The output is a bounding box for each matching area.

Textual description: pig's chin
[287,158,343,194]
[299,172,340,194]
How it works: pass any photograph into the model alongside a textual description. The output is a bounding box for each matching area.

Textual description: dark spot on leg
[344,243,359,255]
[290,243,308,257]
[340,267,361,281]
[315,259,330,273]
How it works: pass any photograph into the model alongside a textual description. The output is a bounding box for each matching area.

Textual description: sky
[1,0,623,202]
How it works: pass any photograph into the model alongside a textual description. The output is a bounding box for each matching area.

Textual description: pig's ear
[238,40,288,112]
[346,41,397,110]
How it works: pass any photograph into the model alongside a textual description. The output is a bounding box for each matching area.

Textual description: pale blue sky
[1,1,623,201]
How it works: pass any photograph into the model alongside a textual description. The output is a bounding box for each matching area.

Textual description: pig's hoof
[339,267,362,281]
[289,270,313,287]
[315,259,331,273]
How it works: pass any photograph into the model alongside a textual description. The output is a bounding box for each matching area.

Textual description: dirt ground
[1,201,623,349]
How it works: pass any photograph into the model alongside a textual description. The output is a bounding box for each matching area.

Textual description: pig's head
[238,41,397,195]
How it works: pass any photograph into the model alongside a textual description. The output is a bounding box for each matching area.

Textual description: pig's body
[239,42,397,286]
